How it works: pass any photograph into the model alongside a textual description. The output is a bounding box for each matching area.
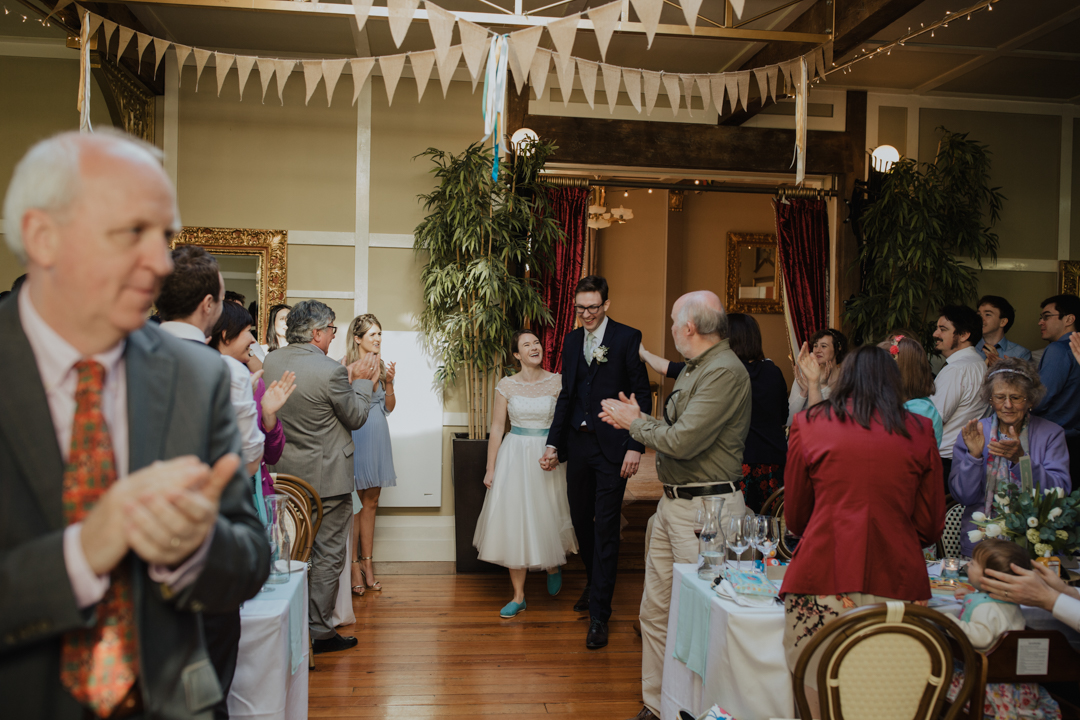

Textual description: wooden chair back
[936,503,965,560]
[761,488,797,561]
[793,602,982,720]
[272,476,320,562]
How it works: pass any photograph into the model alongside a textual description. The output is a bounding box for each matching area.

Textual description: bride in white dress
[473,330,578,618]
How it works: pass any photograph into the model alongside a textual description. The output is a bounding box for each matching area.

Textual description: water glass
[264,493,292,584]
[941,557,961,584]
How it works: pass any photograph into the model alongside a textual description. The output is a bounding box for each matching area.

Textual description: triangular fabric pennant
[737,70,750,111]
[662,73,680,117]
[555,53,576,106]
[678,0,704,34]
[724,74,738,113]
[681,75,695,116]
[236,55,256,100]
[695,75,710,116]
[530,48,551,101]
[350,57,376,105]
[436,44,462,98]
[101,19,117,49]
[824,42,834,72]
[642,70,661,116]
[173,44,192,87]
[192,48,212,92]
[766,65,779,103]
[629,0,662,48]
[274,59,295,105]
[546,14,579,75]
[710,74,725,115]
[136,32,152,68]
[458,19,489,85]
[47,0,73,21]
[813,46,826,82]
[215,53,235,97]
[322,58,347,105]
[507,39,526,95]
[302,60,323,105]
[153,37,170,77]
[577,59,598,110]
[601,62,621,114]
[730,0,745,18]
[352,0,374,32]
[622,68,642,113]
[753,66,769,106]
[388,0,421,48]
[379,53,407,105]
[85,13,103,41]
[410,50,436,102]
[588,1,622,63]
[781,60,796,96]
[257,58,275,103]
[508,26,542,89]
[426,2,456,69]
[116,26,135,61]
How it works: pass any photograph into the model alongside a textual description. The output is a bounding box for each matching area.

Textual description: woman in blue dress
[344,313,397,594]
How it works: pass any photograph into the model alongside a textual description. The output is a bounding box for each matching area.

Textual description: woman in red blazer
[780,345,945,678]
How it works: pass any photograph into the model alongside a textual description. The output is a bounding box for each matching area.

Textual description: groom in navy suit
[542,275,651,649]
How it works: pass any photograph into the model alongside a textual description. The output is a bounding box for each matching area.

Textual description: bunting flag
[216,53,235,97]
[724,74,738,113]
[577,59,598,110]
[193,48,212,91]
[153,37,170,76]
[530,48,551,101]
[86,11,102,40]
[678,0,704,34]
[622,68,642,113]
[642,70,661,116]
[753,66,769,106]
[737,70,750,112]
[729,0,745,18]
[379,53,406,105]
[794,57,807,184]
[696,74,710,116]
[662,73,680,117]
[46,0,72,21]
[680,74,694,116]
[173,45,192,87]
[601,62,621,113]
[101,18,116,51]
[273,59,295,104]
[588,1,621,63]
[436,45,462,98]
[780,59,796,96]
[135,32,152,67]
[350,57,376,104]
[506,39,525,94]
[236,55,256,100]
[322,58,347,105]
[555,52,575,106]
[410,50,436,102]
[546,14,579,75]
[766,65,779,103]
[303,60,323,104]
[256,58,275,102]
[388,0,421,48]
[459,19,489,84]
[710,74,725,114]
[116,26,135,61]
[426,2,456,69]
[812,45,827,82]
[507,26,542,89]
[352,0,374,33]
[628,0,662,48]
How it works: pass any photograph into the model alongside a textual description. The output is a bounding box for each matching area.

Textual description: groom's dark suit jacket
[0,293,270,720]
[547,318,652,465]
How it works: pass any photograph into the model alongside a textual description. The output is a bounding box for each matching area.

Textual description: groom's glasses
[575,304,604,316]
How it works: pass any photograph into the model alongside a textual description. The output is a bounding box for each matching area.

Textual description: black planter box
[452,433,502,573]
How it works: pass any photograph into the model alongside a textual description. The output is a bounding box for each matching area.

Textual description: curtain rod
[545,176,837,198]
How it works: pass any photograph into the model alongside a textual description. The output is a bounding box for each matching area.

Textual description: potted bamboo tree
[413,138,564,571]
[844,128,1005,349]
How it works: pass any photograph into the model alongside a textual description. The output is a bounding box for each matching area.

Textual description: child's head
[968,539,1032,591]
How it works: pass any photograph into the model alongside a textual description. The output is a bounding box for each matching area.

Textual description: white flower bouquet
[969,482,1080,558]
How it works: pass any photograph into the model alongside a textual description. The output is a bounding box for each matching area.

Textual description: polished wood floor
[310,570,647,719]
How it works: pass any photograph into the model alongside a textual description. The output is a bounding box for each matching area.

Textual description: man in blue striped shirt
[1033,293,1080,482]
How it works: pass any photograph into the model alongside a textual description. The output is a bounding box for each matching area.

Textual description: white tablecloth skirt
[660,563,794,720]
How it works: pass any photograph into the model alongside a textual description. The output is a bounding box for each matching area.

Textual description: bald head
[674,291,727,338]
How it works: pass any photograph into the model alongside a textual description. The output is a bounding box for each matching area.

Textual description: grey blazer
[262,343,372,498]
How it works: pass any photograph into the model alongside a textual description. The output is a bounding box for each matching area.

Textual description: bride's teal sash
[510,426,549,437]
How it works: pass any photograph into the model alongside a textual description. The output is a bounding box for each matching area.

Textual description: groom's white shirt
[584,316,609,363]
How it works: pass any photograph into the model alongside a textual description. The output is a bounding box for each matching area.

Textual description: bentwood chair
[760,487,797,561]
[792,602,981,720]
[272,474,323,563]
[937,503,965,560]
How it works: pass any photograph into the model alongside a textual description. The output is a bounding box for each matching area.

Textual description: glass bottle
[697,496,725,581]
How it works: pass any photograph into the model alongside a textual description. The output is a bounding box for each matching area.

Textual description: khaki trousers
[640,491,746,714]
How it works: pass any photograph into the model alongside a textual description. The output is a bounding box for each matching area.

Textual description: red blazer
[780,408,945,602]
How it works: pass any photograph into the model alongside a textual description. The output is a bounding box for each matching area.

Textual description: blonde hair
[345,313,386,383]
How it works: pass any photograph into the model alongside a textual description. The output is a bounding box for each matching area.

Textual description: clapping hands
[262,371,297,417]
[347,353,380,383]
[961,419,985,459]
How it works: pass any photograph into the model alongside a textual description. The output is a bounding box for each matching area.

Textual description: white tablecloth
[229,560,309,720]
[661,563,793,720]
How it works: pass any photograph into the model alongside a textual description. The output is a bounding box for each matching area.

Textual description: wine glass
[756,516,780,563]
[726,515,749,572]
[694,503,707,541]
[747,515,767,563]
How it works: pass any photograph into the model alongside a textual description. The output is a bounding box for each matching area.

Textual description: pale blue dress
[352,383,397,491]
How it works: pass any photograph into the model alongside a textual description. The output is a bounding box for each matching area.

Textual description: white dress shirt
[930,345,988,459]
[584,315,609,363]
[1053,594,1080,632]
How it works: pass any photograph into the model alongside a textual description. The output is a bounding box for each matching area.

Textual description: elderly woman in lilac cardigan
[949,357,1070,557]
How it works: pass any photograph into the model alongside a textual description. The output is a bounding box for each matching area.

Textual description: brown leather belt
[663,482,738,500]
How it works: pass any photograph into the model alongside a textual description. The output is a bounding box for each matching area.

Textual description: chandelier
[587,187,634,229]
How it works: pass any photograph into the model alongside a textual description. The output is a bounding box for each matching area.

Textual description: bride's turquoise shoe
[500,600,526,618]
[547,568,562,596]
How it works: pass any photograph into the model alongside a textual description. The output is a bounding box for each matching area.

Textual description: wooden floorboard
[312,569,646,718]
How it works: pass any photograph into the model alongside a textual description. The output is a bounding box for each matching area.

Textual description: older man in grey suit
[262,300,378,653]
[0,131,269,719]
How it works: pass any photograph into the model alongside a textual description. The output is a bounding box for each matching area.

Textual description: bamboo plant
[844,128,1005,349]
[413,139,564,439]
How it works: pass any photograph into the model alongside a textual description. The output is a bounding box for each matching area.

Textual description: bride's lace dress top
[497,374,562,431]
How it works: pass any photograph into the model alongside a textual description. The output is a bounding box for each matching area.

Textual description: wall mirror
[726,232,783,314]
[1060,260,1080,296]
[171,228,289,343]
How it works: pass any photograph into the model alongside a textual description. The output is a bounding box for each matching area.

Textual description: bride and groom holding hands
[473,275,651,649]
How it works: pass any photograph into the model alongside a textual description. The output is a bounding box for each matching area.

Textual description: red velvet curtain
[538,187,588,373]
[774,198,830,349]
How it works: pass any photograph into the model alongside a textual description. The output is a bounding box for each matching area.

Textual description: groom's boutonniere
[593,345,609,363]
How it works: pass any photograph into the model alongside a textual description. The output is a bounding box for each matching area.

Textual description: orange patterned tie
[60,360,138,718]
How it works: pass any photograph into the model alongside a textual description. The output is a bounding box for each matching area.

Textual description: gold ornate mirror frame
[171,227,288,344]
[726,232,783,315]
[1060,261,1080,296]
